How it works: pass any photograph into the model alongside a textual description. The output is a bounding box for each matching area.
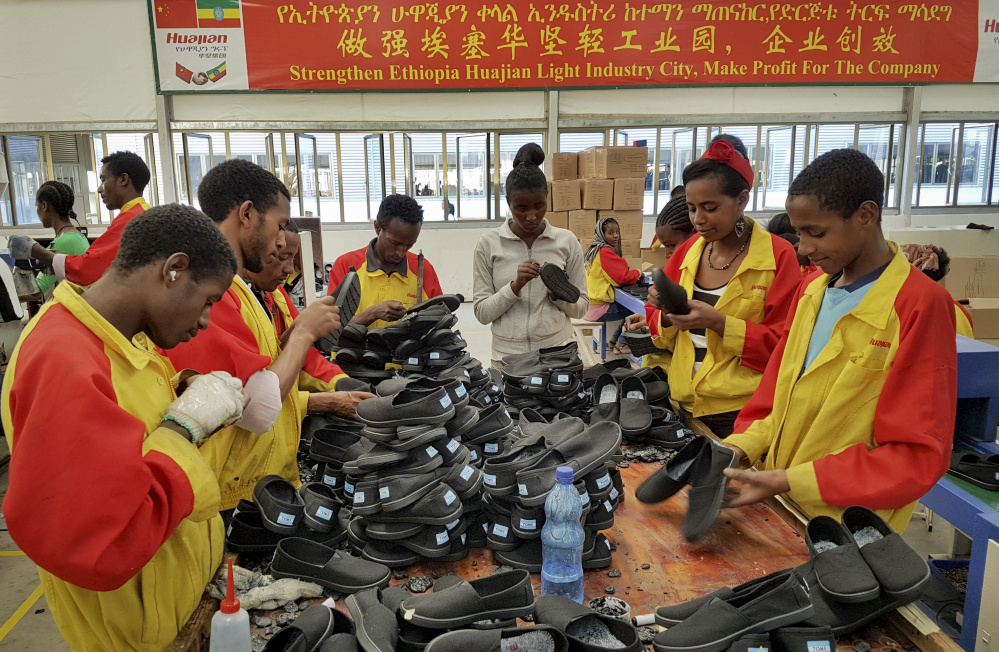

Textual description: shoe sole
[318,272,362,352]
[402,604,535,630]
[946,468,999,491]
[683,448,741,542]
[815,576,881,604]
[346,593,394,652]
[357,411,454,428]
[270,565,391,595]
[367,505,463,527]
[652,603,815,652]
[621,332,662,357]
[360,544,420,568]
[380,480,440,512]
[540,264,581,303]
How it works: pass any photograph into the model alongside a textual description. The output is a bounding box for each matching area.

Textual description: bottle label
[484,442,499,453]
[483,473,497,486]
[519,518,537,530]
[277,512,296,526]
[455,384,467,397]
[444,490,457,506]
[460,465,475,481]
[323,474,339,487]
[596,473,611,489]
[435,530,450,545]
[492,523,509,537]
[379,486,390,499]
[316,506,334,521]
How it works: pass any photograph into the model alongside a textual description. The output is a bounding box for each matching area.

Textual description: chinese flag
[176,62,194,83]
[154,0,197,29]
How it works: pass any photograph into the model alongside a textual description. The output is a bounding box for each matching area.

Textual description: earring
[734,215,747,238]
[170,271,177,282]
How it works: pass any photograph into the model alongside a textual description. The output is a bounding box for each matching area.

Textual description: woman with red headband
[627,136,801,436]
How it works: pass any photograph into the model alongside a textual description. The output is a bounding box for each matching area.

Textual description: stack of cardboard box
[942,256,999,340]
[544,146,648,270]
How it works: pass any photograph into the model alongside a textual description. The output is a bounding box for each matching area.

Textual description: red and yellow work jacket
[955,302,974,338]
[728,245,958,532]
[647,219,801,416]
[585,246,642,305]
[327,245,443,328]
[56,197,150,286]
[2,283,222,651]
[266,285,348,393]
[166,277,309,509]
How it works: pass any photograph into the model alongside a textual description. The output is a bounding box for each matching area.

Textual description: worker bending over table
[2,206,245,651]
[723,149,958,532]
[327,194,443,328]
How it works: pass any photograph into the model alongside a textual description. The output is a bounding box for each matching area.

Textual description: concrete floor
[0,304,973,648]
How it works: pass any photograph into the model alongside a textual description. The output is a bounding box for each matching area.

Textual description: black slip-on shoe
[511,502,546,539]
[727,634,772,652]
[365,483,462,526]
[654,569,796,627]
[225,509,284,554]
[399,569,536,629]
[320,634,360,652]
[619,376,653,437]
[582,359,631,387]
[445,406,480,438]
[356,386,456,427]
[377,473,441,512]
[264,604,355,652]
[465,404,514,442]
[310,429,365,466]
[635,435,708,504]
[620,328,662,357]
[316,271,361,354]
[584,467,615,502]
[337,323,368,347]
[434,436,469,465]
[947,452,999,490]
[494,537,543,572]
[253,475,306,534]
[299,482,343,533]
[361,540,421,568]
[397,526,453,558]
[349,445,410,474]
[424,625,568,652]
[841,505,930,598]
[684,440,740,542]
[534,594,642,652]
[365,520,425,541]
[270,538,391,594]
[483,418,586,495]
[486,514,519,551]
[651,267,690,316]
[584,496,616,531]
[652,571,814,652]
[346,589,399,652]
[540,263,582,303]
[583,533,613,569]
[805,515,880,603]
[770,626,833,652]
[646,423,692,450]
[516,422,623,507]
[590,374,620,425]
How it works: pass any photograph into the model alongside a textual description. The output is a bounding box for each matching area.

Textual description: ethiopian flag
[197,0,240,27]
[207,62,227,82]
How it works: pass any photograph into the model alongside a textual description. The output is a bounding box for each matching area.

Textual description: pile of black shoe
[326,377,493,567]
[585,361,679,444]
[500,343,588,421]
[479,416,624,571]
[651,506,932,652]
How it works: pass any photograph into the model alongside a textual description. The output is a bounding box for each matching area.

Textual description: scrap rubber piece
[318,271,362,354]
[540,263,581,303]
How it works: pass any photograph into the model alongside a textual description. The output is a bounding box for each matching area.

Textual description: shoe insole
[502,631,555,652]
[853,526,884,547]
[625,390,643,400]
[812,539,838,554]
[566,618,626,649]
[599,384,617,404]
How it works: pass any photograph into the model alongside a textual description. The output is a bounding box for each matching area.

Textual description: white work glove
[164,371,245,444]
[8,236,39,261]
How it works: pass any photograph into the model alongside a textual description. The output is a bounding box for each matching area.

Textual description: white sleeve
[235,369,282,434]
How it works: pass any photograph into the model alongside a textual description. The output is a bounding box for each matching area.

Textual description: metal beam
[169,120,548,132]
[0,122,158,134]
[559,113,908,129]
[155,95,177,203]
[899,87,923,226]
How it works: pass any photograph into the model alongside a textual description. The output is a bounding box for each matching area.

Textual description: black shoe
[841,505,930,598]
[684,440,740,542]
[319,271,362,353]
[618,376,652,437]
[651,267,689,315]
[635,436,707,504]
[534,594,642,652]
[540,263,581,303]
[947,452,999,490]
[655,569,797,627]
[590,374,620,424]
[805,515,880,603]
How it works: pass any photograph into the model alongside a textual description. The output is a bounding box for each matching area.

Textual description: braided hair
[36,181,78,222]
[505,143,547,198]
[656,195,693,233]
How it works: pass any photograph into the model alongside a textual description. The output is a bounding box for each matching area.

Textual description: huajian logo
[869,338,891,351]
[166,32,228,44]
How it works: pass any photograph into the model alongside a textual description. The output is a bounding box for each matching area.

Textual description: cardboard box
[551,180,582,212]
[544,152,578,181]
[546,182,552,212]
[578,237,592,252]
[578,148,595,179]
[942,257,999,300]
[642,247,667,269]
[613,178,645,211]
[569,209,598,239]
[969,298,999,339]
[593,146,649,179]
[581,179,614,210]
[620,239,642,258]
[625,255,644,270]
[599,210,643,241]
[546,211,568,229]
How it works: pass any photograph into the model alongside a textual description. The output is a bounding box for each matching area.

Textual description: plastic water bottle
[210,558,251,651]
[541,466,585,603]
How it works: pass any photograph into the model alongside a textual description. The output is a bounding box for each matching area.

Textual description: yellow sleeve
[142,426,222,522]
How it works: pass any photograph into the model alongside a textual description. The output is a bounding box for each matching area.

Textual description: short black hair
[505,143,547,197]
[683,158,750,198]
[285,221,300,234]
[197,158,291,223]
[36,181,77,220]
[766,212,793,236]
[670,185,686,199]
[778,232,799,247]
[711,134,749,159]
[788,149,884,218]
[656,195,694,233]
[601,218,618,233]
[101,151,151,194]
[113,203,236,282]
[376,194,424,229]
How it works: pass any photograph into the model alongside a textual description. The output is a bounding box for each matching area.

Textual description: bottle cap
[220,557,240,614]
[556,466,574,483]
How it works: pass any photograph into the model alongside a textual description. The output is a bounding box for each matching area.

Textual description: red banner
[150,1,994,92]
